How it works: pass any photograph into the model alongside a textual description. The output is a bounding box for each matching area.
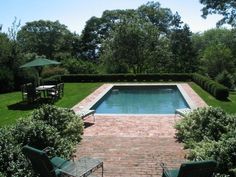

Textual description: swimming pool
[91,85,190,114]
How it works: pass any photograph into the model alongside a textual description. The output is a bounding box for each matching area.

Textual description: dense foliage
[1,1,236,92]
[175,107,236,175]
[192,73,229,100]
[0,105,84,177]
[61,73,192,82]
[200,0,236,27]
[193,29,236,89]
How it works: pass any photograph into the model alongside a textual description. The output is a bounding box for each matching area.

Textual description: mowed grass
[1,82,236,127]
[189,82,236,113]
[0,83,101,126]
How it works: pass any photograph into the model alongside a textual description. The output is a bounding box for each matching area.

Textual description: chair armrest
[160,162,172,177]
[43,147,53,154]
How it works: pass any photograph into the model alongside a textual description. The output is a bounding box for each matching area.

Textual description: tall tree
[202,43,235,78]
[79,9,136,60]
[79,1,182,61]
[192,28,236,58]
[169,25,198,73]
[200,0,236,27]
[137,1,182,33]
[101,17,171,74]
[17,20,74,59]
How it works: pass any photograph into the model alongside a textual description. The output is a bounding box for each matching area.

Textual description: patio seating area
[21,82,64,103]
[22,145,104,177]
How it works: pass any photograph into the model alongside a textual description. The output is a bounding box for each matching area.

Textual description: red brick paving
[74,83,206,177]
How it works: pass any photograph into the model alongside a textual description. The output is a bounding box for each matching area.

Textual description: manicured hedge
[192,73,229,100]
[59,73,229,100]
[42,75,62,85]
[61,73,192,82]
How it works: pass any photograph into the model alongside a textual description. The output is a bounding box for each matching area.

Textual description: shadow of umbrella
[20,58,61,85]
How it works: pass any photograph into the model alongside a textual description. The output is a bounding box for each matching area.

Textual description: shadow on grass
[7,98,53,111]
[217,97,231,102]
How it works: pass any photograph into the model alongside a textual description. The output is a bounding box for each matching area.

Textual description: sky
[0,0,224,34]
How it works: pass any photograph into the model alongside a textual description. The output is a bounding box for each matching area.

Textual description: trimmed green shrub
[0,127,32,177]
[31,104,84,143]
[192,73,229,100]
[61,73,192,83]
[12,118,60,152]
[175,107,235,145]
[188,132,236,174]
[175,107,236,175]
[0,105,84,176]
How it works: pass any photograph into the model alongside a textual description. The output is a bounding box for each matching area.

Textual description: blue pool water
[91,85,190,114]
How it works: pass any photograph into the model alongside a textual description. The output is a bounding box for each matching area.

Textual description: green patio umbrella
[20,58,61,84]
[20,58,60,69]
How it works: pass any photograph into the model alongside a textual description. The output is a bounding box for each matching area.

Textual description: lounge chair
[160,160,217,177]
[175,108,192,117]
[22,145,103,177]
[74,109,96,122]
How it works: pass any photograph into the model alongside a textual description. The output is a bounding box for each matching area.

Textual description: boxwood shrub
[61,73,192,82]
[0,105,84,177]
[175,107,236,175]
[192,73,229,100]
[61,73,229,99]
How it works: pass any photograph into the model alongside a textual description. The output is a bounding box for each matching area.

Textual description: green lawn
[189,82,236,113]
[1,82,235,127]
[0,83,101,126]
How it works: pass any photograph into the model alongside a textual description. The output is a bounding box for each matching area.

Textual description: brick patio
[74,83,207,177]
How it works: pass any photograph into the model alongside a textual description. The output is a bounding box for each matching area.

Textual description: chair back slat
[178,160,217,177]
[22,145,56,177]
[59,83,64,97]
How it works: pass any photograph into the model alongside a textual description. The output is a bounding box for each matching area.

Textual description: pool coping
[73,83,201,116]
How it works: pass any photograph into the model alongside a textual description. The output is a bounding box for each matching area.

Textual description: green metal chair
[26,83,41,103]
[22,145,76,177]
[22,145,103,177]
[160,160,217,177]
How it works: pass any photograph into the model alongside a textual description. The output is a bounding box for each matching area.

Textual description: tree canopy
[79,2,182,61]
[200,0,236,27]
[1,1,236,92]
[17,20,74,59]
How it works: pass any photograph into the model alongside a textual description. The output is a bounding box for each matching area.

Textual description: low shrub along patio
[0,105,84,177]
[175,107,236,176]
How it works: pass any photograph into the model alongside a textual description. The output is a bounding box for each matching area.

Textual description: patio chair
[22,145,103,177]
[175,108,192,117]
[58,83,64,98]
[26,83,41,103]
[47,84,60,101]
[160,160,217,177]
[74,109,96,122]
[21,84,28,102]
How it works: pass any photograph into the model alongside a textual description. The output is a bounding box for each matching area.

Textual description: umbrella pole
[36,66,43,86]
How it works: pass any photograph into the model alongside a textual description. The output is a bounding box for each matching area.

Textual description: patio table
[61,156,103,177]
[36,85,56,98]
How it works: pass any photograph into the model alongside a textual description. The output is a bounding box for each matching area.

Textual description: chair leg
[93,114,96,122]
